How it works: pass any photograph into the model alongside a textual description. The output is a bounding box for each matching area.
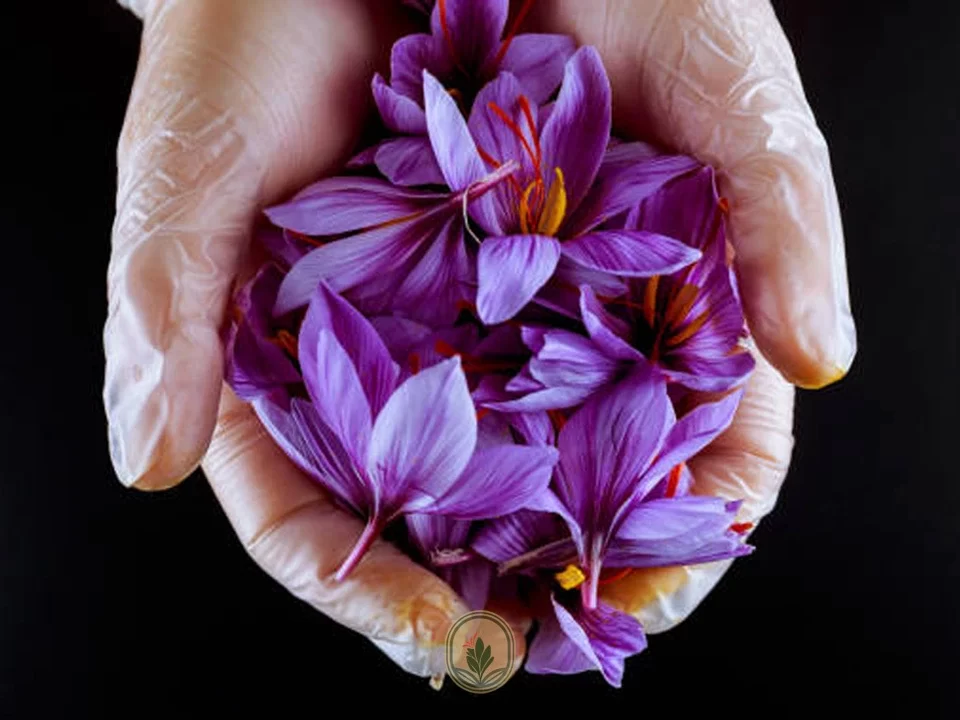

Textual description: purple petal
[300,328,372,461]
[578,285,641,362]
[666,351,756,393]
[485,385,594,413]
[539,47,611,216]
[527,598,646,687]
[373,73,427,134]
[523,329,620,391]
[629,165,718,251]
[255,226,308,269]
[422,444,559,519]
[555,364,674,537]
[406,513,472,559]
[446,560,493,611]
[642,388,745,489]
[566,152,701,237]
[423,70,488,193]
[274,207,448,315]
[390,34,451,104]
[345,143,378,169]
[430,0,507,71]
[225,320,300,401]
[299,284,400,418]
[608,497,752,569]
[264,177,443,236]
[477,234,561,324]
[471,509,570,564]
[498,34,577,104]
[389,215,474,325]
[562,229,701,277]
[374,136,446,186]
[368,357,477,512]
[252,396,370,515]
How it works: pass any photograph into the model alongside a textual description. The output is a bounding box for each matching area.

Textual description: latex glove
[104,0,527,681]
[103,0,854,679]
[526,0,854,631]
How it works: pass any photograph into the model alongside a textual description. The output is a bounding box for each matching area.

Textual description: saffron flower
[352,0,575,186]
[426,46,704,323]
[240,281,560,580]
[472,365,752,685]
[487,168,756,412]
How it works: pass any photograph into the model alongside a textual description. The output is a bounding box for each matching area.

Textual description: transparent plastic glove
[104,0,528,681]
[527,0,854,631]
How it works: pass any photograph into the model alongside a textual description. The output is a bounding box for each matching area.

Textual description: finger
[104,0,405,490]
[528,0,856,388]
[601,347,795,630]
[202,386,478,683]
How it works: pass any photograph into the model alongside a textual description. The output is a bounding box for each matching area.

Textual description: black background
[1,1,957,715]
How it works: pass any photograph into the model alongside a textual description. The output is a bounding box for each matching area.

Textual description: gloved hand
[104,0,855,680]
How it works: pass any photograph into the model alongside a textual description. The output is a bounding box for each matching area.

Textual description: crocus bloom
[351,0,575,186]
[472,366,751,685]
[425,46,704,323]
[487,169,756,411]
[268,162,517,325]
[223,263,302,402]
[249,281,559,580]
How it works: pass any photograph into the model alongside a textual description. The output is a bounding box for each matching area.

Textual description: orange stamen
[665,463,684,498]
[269,329,299,360]
[730,522,754,534]
[597,567,634,587]
[642,276,660,327]
[662,284,699,329]
[493,0,537,67]
[666,310,710,348]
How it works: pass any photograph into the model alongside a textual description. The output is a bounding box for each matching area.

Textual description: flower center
[478,95,568,237]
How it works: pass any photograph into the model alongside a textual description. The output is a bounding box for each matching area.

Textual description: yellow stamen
[537,168,567,236]
[642,275,660,327]
[555,564,586,591]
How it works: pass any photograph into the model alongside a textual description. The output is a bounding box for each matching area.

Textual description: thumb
[104,0,397,489]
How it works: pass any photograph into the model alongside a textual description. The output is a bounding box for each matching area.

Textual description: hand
[103,0,854,679]
[526,0,854,630]
[104,0,506,680]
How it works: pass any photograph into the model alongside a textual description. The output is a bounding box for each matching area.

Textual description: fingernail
[104,319,223,490]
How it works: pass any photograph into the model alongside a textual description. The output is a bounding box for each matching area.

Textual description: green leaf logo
[445,611,515,694]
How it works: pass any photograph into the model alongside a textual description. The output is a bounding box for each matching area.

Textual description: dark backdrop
[1,1,957,715]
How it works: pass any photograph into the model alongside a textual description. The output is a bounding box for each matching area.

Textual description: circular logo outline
[444,610,515,694]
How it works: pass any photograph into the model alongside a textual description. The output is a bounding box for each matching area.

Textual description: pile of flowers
[224,0,756,688]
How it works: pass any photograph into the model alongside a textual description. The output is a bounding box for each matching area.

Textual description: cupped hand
[104,0,853,679]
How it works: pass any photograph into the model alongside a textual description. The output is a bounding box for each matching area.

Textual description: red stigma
[730,522,754,534]
[476,407,492,422]
[547,409,567,434]
[288,230,326,248]
[493,0,537,67]
[665,463,684,498]
[718,197,730,215]
[597,567,633,587]
[408,352,421,375]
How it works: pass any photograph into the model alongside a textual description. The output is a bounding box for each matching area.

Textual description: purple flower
[268,163,517,325]
[426,46,704,323]
[472,364,752,685]
[406,514,492,611]
[223,263,302,402]
[487,169,756,411]
[351,0,575,186]
[241,281,559,580]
